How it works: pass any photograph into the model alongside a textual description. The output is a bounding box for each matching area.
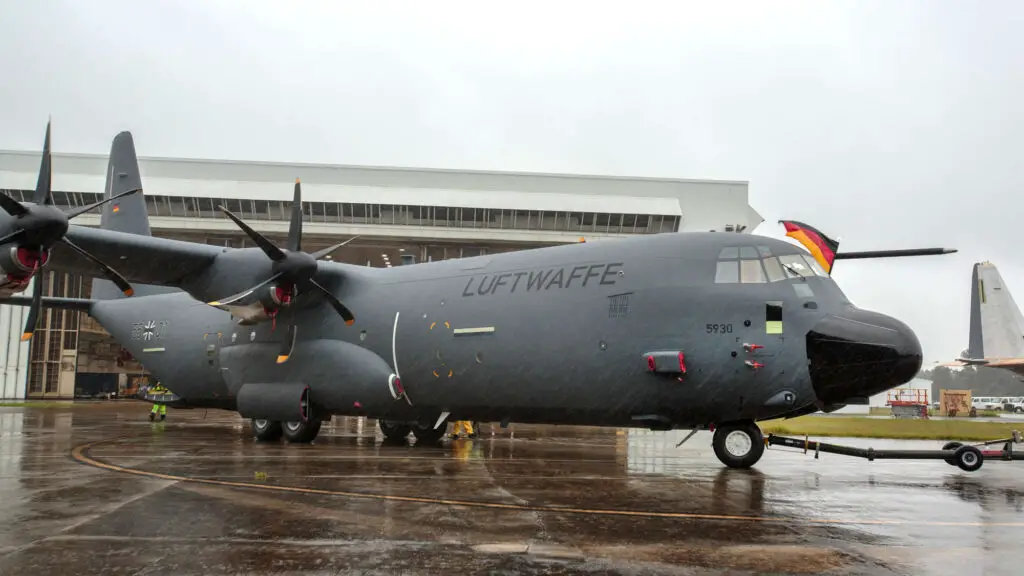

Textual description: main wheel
[283,419,322,443]
[379,420,411,443]
[251,418,283,442]
[412,422,447,445]
[712,422,765,469]
[953,445,983,472]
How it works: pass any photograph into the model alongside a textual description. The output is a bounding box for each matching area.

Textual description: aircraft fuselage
[91,232,923,431]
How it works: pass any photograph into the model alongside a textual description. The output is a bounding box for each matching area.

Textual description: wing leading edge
[48,225,222,288]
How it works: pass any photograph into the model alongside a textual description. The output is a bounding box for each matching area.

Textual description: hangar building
[0,147,761,399]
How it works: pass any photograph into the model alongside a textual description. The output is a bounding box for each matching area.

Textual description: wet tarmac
[0,403,1021,575]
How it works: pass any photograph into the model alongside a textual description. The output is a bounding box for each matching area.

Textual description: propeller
[207,178,359,364]
[4,122,140,341]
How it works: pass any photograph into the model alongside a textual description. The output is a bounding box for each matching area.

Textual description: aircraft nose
[805,308,923,406]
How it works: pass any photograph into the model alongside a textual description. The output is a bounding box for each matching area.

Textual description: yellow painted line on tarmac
[70,436,1024,528]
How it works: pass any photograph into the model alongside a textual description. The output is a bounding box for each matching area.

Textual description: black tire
[412,422,447,445]
[251,418,283,442]
[712,422,765,469]
[942,441,964,466]
[282,419,322,443]
[379,420,411,443]
[1016,407,1023,414]
[954,445,984,472]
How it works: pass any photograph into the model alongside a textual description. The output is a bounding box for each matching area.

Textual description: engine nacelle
[0,246,49,294]
[229,284,295,325]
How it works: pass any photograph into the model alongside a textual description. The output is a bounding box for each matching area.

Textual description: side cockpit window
[716,246,828,284]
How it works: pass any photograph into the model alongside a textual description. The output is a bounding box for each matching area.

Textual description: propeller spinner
[208,178,358,364]
[0,122,140,341]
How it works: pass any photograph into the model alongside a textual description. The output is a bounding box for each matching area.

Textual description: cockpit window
[716,247,828,284]
[738,246,759,259]
[739,260,765,283]
[762,257,785,282]
[778,255,815,278]
[802,255,829,277]
[715,260,739,283]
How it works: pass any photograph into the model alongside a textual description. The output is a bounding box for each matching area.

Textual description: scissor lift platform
[765,431,1024,472]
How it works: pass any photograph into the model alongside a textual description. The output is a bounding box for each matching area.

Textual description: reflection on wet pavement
[0,404,1021,575]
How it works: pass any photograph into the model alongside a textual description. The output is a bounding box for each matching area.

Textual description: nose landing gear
[712,421,766,469]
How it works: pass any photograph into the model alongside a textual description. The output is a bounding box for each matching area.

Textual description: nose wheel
[713,421,765,469]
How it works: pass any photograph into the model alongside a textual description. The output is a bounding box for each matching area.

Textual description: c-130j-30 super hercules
[1,124,956,469]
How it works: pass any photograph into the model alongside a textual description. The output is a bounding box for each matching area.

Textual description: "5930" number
[706,323,733,334]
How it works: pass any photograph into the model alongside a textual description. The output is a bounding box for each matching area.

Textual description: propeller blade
[288,179,303,253]
[0,194,29,217]
[207,272,283,307]
[277,315,297,364]
[310,236,360,260]
[65,188,142,220]
[34,121,52,206]
[308,278,355,325]
[60,238,134,296]
[0,228,26,245]
[216,206,287,262]
[21,255,43,341]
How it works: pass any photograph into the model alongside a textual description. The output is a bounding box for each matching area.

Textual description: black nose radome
[806,308,923,406]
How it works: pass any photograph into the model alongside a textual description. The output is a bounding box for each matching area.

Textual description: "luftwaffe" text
[461,262,623,297]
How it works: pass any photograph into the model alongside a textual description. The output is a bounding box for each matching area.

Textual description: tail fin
[90,132,178,300]
[965,262,1024,360]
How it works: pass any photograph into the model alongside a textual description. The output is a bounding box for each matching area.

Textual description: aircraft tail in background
[89,132,179,301]
[948,262,1024,379]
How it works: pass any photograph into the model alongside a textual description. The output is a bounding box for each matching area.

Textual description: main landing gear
[711,421,766,469]
[250,418,322,443]
[378,419,449,445]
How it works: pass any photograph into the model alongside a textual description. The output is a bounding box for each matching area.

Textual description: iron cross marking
[131,320,168,341]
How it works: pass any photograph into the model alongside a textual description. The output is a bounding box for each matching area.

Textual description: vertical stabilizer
[90,132,178,300]
[970,262,1024,359]
[967,263,985,358]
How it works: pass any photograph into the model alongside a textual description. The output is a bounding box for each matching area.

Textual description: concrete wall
[0,149,763,234]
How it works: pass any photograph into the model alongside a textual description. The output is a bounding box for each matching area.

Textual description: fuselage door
[202,331,224,378]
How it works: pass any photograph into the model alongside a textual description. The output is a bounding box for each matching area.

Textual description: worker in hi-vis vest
[148,382,170,421]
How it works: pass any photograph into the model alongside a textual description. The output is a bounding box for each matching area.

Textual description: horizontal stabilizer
[0,296,94,312]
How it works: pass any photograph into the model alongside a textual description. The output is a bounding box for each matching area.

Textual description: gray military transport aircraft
[1,124,953,469]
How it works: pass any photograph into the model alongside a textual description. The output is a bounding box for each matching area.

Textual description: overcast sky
[1,0,1021,365]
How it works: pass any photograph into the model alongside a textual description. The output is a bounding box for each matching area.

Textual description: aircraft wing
[942,357,1024,379]
[47,225,222,287]
[982,358,1024,377]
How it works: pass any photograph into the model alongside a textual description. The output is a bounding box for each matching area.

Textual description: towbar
[764,432,1024,473]
[766,434,950,460]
